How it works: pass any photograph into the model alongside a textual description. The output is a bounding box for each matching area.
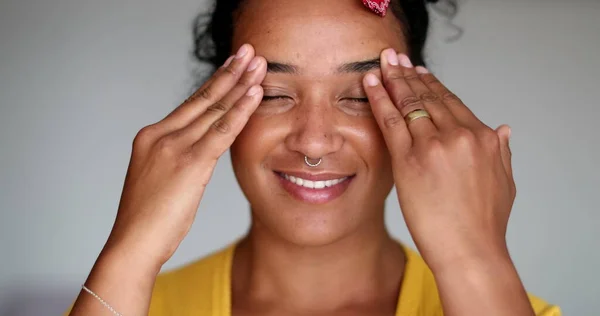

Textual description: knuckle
[452,128,477,149]
[419,92,439,103]
[212,119,231,134]
[385,72,405,82]
[422,75,441,85]
[383,113,404,129]
[155,135,179,157]
[222,65,239,77]
[189,87,213,103]
[404,74,420,81]
[442,92,461,103]
[135,125,154,141]
[206,100,229,113]
[399,96,423,109]
[133,125,158,148]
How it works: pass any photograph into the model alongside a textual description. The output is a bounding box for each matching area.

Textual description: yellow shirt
[68,243,561,315]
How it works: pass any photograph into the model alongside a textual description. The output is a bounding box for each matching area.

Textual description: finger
[190,56,234,99]
[363,73,412,155]
[178,56,267,145]
[495,124,513,178]
[202,56,267,122]
[192,85,264,160]
[399,60,459,131]
[161,44,256,131]
[380,48,438,142]
[417,70,485,130]
[179,57,232,106]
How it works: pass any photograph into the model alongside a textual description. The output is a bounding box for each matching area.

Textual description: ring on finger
[405,109,431,124]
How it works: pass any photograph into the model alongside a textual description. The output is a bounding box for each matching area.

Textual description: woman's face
[230,0,407,246]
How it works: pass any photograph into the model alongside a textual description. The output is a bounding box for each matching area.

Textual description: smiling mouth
[273,171,356,204]
[275,172,355,189]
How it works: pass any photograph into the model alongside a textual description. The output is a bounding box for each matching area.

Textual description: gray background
[0,0,598,315]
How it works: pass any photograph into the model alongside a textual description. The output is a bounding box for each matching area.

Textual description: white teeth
[281,173,348,189]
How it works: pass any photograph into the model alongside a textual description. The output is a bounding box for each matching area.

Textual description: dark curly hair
[192,0,457,77]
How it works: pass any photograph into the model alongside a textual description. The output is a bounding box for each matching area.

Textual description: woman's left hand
[363,48,516,273]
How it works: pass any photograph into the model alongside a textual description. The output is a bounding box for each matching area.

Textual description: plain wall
[0,0,598,315]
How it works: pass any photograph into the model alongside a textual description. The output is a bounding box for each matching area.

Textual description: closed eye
[343,97,369,103]
[262,95,292,101]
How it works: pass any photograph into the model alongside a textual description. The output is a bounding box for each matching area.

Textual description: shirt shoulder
[396,245,561,316]
[149,244,234,316]
[528,294,562,316]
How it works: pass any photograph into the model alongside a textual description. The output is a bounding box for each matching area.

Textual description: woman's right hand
[104,44,266,271]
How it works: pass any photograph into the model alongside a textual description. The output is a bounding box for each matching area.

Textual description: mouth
[274,171,356,204]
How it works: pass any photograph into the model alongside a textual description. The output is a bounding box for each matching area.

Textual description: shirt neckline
[217,241,432,316]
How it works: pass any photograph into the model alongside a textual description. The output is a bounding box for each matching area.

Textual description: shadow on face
[230,0,409,246]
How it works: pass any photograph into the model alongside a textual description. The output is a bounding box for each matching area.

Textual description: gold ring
[405,109,431,124]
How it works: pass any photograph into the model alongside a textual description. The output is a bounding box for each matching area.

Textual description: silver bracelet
[81,284,124,316]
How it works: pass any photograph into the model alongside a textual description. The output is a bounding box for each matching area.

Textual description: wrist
[424,241,512,277]
[98,241,164,278]
[431,248,515,281]
[431,250,534,316]
[75,239,161,316]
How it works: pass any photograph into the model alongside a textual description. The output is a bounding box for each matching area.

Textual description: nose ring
[304,156,322,167]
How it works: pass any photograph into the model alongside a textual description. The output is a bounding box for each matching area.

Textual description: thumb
[495,124,513,178]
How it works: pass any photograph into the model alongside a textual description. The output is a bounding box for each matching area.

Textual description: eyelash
[262,96,290,101]
[345,97,369,103]
[262,96,369,103]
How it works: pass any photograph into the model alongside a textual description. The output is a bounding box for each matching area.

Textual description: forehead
[233,0,407,73]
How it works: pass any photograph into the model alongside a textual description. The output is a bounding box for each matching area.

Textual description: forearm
[69,246,161,316]
[433,252,535,316]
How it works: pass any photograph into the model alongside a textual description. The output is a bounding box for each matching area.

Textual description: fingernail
[247,57,261,72]
[365,73,380,87]
[246,85,261,96]
[385,49,399,66]
[507,126,512,139]
[399,54,413,68]
[223,55,234,68]
[415,66,429,74]
[235,44,249,59]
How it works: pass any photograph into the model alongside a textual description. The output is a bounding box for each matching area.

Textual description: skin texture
[230,0,401,246]
[69,0,536,315]
[229,1,408,314]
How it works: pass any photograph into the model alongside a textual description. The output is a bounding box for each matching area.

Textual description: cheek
[343,117,390,164]
[231,114,283,164]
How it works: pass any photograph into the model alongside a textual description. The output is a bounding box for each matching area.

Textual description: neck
[232,208,405,313]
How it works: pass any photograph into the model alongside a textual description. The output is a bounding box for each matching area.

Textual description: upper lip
[276,171,355,181]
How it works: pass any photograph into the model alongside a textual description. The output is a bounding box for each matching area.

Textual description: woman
[67,0,561,315]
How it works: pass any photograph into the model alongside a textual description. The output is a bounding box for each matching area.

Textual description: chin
[251,204,363,247]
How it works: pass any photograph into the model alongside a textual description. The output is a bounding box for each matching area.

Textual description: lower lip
[275,172,354,204]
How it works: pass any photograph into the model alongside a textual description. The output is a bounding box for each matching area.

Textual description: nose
[284,100,344,160]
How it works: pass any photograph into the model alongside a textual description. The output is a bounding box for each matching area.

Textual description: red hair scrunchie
[362,0,391,17]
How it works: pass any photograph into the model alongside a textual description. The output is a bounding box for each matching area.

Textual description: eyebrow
[266,62,298,74]
[266,58,381,74]
[337,58,381,73]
